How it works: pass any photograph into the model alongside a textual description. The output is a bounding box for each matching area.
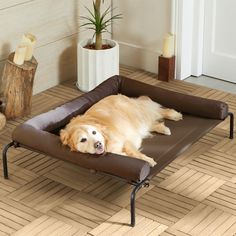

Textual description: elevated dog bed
[2,75,234,226]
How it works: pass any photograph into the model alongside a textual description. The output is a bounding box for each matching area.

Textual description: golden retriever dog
[60,94,182,167]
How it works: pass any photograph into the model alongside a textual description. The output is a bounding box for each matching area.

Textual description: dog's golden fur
[60,94,182,167]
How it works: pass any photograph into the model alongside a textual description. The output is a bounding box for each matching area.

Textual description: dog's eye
[92,131,96,135]
[80,138,87,143]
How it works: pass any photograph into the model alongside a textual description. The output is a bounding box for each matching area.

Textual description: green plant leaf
[80,0,122,47]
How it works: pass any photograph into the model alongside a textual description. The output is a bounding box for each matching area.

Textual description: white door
[203,0,236,83]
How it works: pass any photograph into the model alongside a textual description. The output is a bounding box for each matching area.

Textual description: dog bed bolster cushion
[120,76,228,120]
[13,124,150,182]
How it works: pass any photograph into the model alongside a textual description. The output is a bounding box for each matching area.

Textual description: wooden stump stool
[1,52,38,119]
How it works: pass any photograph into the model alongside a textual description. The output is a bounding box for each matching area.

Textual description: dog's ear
[60,129,69,145]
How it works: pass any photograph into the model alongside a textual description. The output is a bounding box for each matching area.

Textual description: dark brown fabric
[12,75,228,182]
[13,124,150,182]
[120,76,228,120]
[25,76,121,132]
[143,115,222,178]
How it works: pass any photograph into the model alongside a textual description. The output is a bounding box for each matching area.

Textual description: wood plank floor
[0,65,236,235]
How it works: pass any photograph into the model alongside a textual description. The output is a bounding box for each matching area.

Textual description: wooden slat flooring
[83,175,154,208]
[0,198,41,235]
[152,163,182,186]
[89,209,168,236]
[48,192,121,232]
[8,176,77,213]
[171,204,236,236]
[204,182,236,215]
[0,65,236,235]
[9,150,62,175]
[159,167,225,201]
[12,215,87,236]
[45,163,104,191]
[187,150,236,181]
[135,187,199,226]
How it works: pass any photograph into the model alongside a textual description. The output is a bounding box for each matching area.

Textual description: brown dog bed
[2,75,234,226]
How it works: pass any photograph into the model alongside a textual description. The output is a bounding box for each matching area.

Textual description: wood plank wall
[0,0,79,94]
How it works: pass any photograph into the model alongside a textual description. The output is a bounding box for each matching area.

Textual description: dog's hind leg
[151,122,171,135]
[159,108,183,121]
[123,142,157,167]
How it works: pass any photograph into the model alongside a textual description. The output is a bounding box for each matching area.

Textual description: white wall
[0,0,81,94]
[112,0,172,73]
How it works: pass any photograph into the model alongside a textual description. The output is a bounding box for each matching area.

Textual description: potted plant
[77,0,122,92]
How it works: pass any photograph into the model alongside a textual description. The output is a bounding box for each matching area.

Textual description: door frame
[174,0,205,80]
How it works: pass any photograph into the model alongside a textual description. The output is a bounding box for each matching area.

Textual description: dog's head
[60,124,106,155]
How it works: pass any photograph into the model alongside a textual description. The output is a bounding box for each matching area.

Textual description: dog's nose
[94,141,102,149]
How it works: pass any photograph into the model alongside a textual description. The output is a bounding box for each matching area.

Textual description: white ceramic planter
[77,39,119,92]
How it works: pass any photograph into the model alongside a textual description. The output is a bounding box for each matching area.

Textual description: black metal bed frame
[1,112,234,227]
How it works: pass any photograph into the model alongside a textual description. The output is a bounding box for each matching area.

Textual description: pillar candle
[13,44,27,65]
[162,33,175,58]
[21,33,36,61]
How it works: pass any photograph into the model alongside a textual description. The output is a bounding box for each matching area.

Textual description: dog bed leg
[2,141,16,179]
[228,112,234,139]
[130,178,149,227]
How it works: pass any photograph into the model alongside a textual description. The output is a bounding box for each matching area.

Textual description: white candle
[21,33,36,61]
[13,44,27,65]
[162,33,175,58]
